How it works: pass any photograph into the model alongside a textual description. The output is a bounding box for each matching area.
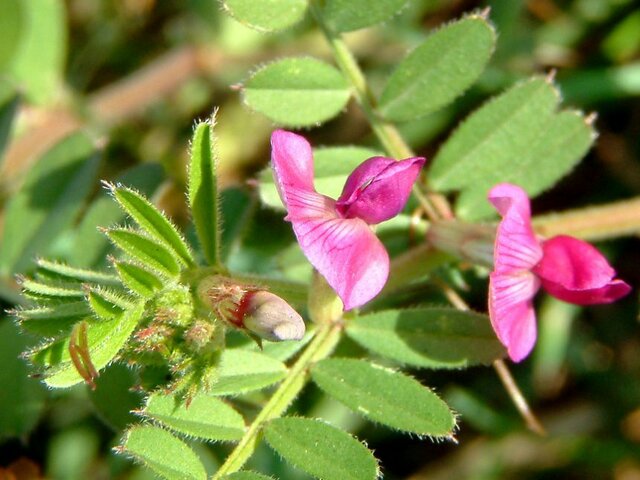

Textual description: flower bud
[240,291,305,342]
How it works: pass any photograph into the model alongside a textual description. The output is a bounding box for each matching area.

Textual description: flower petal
[533,235,631,305]
[271,130,316,209]
[489,271,541,362]
[290,213,388,311]
[488,183,543,273]
[335,156,425,224]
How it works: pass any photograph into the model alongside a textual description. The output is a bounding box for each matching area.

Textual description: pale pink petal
[489,271,541,362]
[533,235,631,305]
[282,186,337,221]
[488,183,543,273]
[271,130,316,209]
[290,213,388,310]
[336,156,425,224]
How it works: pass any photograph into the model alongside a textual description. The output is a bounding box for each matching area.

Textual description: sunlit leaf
[120,425,207,480]
[35,259,119,286]
[31,302,144,388]
[222,473,275,480]
[379,15,496,121]
[17,301,90,337]
[8,0,66,104]
[0,0,22,70]
[208,349,287,396]
[264,417,379,480]
[142,393,245,442]
[346,308,505,368]
[106,229,180,278]
[242,57,350,127]
[112,186,194,266]
[429,77,595,220]
[71,164,164,268]
[189,120,221,266]
[322,0,409,32]
[114,261,163,298]
[312,358,456,436]
[221,0,307,32]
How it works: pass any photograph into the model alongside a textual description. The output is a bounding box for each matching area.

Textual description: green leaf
[71,164,164,268]
[87,289,130,320]
[120,425,207,480]
[89,363,143,430]
[115,261,163,298]
[322,0,409,32]
[32,302,144,388]
[379,15,495,121]
[0,0,23,70]
[429,77,595,220]
[17,301,91,337]
[20,278,85,300]
[0,321,47,439]
[106,229,180,278]
[188,120,221,267]
[454,111,596,219]
[264,417,379,480]
[8,0,66,105]
[221,0,307,32]
[311,358,455,436]
[112,186,194,267]
[259,146,382,210]
[242,57,350,127]
[222,473,274,480]
[0,83,19,163]
[0,133,100,274]
[35,259,119,286]
[142,392,245,442]
[209,349,287,396]
[346,308,505,369]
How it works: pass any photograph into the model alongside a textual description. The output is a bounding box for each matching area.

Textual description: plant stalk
[212,321,342,478]
[309,2,452,220]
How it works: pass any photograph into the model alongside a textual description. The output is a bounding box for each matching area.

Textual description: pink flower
[271,130,425,310]
[488,183,631,362]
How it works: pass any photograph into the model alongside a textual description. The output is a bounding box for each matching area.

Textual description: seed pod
[239,291,305,342]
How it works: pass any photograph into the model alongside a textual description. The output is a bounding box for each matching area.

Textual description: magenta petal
[335,156,425,224]
[489,271,541,362]
[271,130,316,210]
[488,183,543,273]
[290,213,389,311]
[533,235,631,305]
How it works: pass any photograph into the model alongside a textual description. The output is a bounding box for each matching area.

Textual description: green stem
[532,196,640,241]
[212,321,342,478]
[309,2,451,220]
[310,3,410,159]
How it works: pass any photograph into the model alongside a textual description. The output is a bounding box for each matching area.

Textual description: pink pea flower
[488,183,631,362]
[271,130,425,310]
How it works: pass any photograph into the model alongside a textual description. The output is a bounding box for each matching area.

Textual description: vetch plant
[8,2,637,480]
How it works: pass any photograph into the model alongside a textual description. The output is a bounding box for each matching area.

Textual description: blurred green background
[0,0,639,479]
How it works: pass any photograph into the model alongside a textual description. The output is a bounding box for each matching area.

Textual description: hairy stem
[309,2,452,220]
[533,196,640,241]
[212,321,342,478]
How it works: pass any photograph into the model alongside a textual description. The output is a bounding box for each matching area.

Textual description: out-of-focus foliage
[0,0,639,479]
